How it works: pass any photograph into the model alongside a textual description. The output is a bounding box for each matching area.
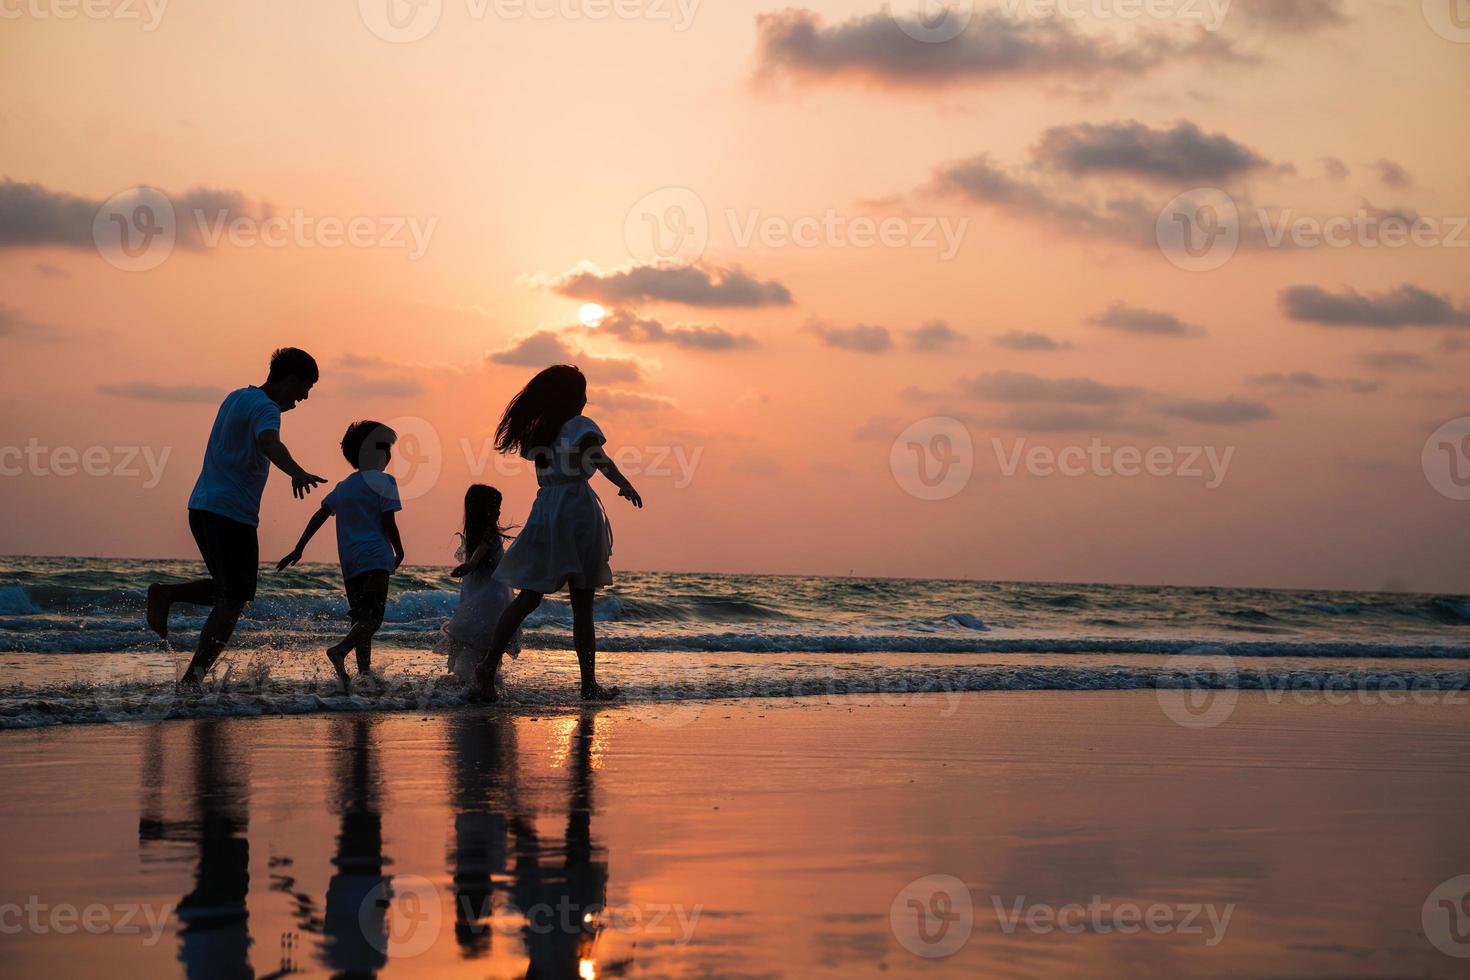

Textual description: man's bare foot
[581,683,620,702]
[146,584,170,640]
[326,647,351,688]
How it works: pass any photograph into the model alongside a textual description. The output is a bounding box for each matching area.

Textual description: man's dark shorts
[345,569,391,630]
[189,508,260,605]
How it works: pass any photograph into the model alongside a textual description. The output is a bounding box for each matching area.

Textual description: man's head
[342,420,397,472]
[265,347,319,411]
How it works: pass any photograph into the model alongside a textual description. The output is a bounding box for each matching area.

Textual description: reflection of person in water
[513,713,609,978]
[446,712,524,957]
[322,715,390,977]
[138,720,255,980]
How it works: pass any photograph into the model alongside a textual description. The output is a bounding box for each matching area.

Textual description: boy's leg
[570,588,618,701]
[146,580,216,640]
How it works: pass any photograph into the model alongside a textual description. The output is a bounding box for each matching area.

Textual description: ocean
[1,555,1467,728]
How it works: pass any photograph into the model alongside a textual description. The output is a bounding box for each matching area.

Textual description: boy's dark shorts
[188,508,260,605]
[345,569,391,629]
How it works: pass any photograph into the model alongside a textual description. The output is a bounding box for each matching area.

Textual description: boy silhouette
[147,347,326,689]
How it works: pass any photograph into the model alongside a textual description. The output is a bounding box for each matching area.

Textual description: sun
[578,303,606,328]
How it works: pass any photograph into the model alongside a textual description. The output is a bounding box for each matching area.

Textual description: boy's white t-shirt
[323,470,402,579]
[187,386,282,527]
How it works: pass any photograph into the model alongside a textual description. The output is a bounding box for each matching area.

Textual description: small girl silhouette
[437,484,519,683]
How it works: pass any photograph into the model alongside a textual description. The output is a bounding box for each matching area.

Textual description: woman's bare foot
[581,683,620,702]
[472,662,499,703]
[146,585,170,640]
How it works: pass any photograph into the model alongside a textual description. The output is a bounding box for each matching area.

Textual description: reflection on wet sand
[323,716,389,977]
[137,711,620,978]
[139,720,258,979]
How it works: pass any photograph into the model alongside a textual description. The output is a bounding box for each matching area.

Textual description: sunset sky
[2,0,1467,591]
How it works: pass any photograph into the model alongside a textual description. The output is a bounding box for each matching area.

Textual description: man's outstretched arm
[257,429,326,498]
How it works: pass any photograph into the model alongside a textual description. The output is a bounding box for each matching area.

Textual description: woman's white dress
[493,415,614,594]
[437,534,519,681]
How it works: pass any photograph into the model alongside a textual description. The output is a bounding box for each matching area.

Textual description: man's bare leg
[147,579,216,640]
[179,599,246,689]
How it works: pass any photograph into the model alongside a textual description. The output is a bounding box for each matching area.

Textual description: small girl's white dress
[493,415,614,594]
[437,533,519,681]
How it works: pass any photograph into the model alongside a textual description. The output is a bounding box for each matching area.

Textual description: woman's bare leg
[570,588,618,701]
[473,590,543,699]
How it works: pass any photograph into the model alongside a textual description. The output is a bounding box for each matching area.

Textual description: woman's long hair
[457,484,510,560]
[494,364,587,460]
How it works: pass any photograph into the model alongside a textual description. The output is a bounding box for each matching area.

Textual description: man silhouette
[147,348,326,689]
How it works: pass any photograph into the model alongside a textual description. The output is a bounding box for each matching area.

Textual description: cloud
[1246,371,1379,394]
[753,9,1239,90]
[1034,120,1269,183]
[1319,156,1350,180]
[1231,0,1349,32]
[590,387,677,413]
[33,262,68,278]
[98,382,225,403]
[551,262,792,309]
[0,305,61,341]
[1360,350,1431,372]
[1373,158,1411,188]
[854,415,900,441]
[807,320,893,353]
[598,309,757,350]
[1153,396,1275,424]
[1246,371,1381,393]
[906,320,963,351]
[933,154,1158,245]
[487,329,643,383]
[988,405,1162,434]
[1279,284,1470,328]
[963,370,1142,405]
[1088,301,1205,337]
[0,178,256,250]
[994,330,1071,351]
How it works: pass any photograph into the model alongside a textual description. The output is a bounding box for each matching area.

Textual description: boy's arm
[586,443,643,508]
[381,511,405,570]
[277,503,331,570]
[257,429,327,499]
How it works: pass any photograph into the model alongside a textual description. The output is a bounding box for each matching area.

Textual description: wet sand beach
[2,691,1468,978]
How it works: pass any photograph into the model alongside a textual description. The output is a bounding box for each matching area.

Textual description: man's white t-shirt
[323,470,402,580]
[188,387,282,527]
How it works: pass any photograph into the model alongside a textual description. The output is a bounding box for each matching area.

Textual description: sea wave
[2,662,1465,730]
